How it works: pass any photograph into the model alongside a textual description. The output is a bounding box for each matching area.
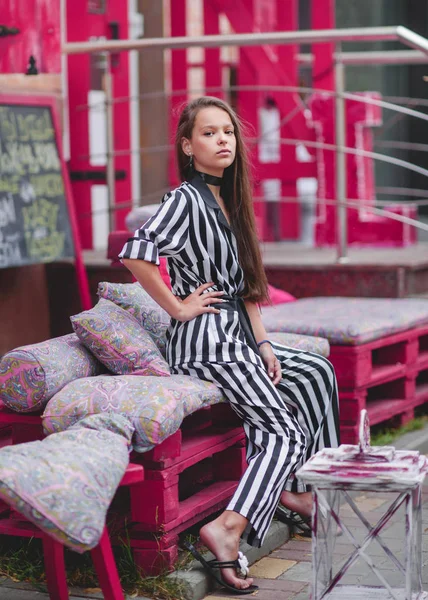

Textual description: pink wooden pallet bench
[0,401,44,446]
[262,297,428,444]
[333,324,428,443]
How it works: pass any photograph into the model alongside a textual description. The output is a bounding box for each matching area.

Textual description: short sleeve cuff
[118,237,160,266]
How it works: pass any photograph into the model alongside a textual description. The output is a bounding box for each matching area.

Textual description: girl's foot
[200,517,254,591]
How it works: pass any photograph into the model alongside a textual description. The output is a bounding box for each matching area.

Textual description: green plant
[0,536,45,586]
[370,415,428,447]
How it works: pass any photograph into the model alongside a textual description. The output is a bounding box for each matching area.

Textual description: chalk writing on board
[0,103,73,268]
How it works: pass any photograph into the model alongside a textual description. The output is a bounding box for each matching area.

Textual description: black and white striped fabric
[119,173,339,547]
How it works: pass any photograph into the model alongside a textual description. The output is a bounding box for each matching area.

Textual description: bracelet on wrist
[257,339,272,349]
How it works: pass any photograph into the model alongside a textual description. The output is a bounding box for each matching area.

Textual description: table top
[297,444,427,489]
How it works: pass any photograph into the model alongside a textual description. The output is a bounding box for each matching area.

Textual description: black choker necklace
[195,170,223,186]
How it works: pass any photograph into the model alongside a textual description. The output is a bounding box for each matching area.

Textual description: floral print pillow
[43,373,226,453]
[0,334,104,413]
[97,282,170,357]
[0,413,133,553]
[70,298,170,377]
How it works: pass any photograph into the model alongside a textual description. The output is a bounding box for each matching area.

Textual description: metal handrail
[62,26,427,55]
[76,84,428,191]
[298,50,428,66]
[374,141,428,153]
[79,196,428,238]
[78,135,428,180]
[75,88,428,110]
[61,23,428,259]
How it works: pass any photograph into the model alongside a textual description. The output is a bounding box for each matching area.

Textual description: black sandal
[275,505,312,537]
[184,541,259,595]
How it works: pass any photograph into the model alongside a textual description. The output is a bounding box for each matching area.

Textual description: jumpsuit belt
[180,294,260,356]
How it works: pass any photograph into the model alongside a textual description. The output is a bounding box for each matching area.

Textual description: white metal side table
[297,410,428,600]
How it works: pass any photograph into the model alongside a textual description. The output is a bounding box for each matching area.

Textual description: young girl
[120,96,339,594]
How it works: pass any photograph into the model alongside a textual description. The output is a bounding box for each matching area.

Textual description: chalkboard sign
[0,102,74,268]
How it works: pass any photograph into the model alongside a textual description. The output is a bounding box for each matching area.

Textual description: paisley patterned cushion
[97,282,170,357]
[262,297,428,345]
[71,298,170,377]
[0,334,104,413]
[43,374,226,452]
[269,332,330,357]
[0,414,132,552]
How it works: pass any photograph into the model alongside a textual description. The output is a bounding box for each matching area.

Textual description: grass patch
[370,415,428,447]
[0,537,45,589]
[0,530,196,600]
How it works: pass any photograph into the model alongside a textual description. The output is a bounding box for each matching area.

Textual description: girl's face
[182,106,236,177]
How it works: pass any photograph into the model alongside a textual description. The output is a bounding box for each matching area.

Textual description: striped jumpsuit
[119,173,340,547]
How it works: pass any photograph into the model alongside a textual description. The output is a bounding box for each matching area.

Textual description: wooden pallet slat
[331,324,428,444]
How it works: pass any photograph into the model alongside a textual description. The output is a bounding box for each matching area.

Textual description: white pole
[334,43,348,263]
[104,54,116,232]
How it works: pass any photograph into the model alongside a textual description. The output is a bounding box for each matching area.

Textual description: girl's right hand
[174,283,225,322]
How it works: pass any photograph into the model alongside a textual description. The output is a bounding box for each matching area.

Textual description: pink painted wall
[0,0,61,73]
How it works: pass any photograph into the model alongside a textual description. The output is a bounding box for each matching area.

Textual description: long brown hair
[175,96,270,303]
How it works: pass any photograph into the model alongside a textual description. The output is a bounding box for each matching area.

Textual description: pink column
[108,0,132,231]
[310,0,336,246]
[204,1,222,96]
[311,0,335,92]
[67,0,95,248]
[276,0,300,240]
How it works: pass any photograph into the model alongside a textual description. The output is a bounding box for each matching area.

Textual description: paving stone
[0,592,53,600]
[330,574,366,586]
[273,549,312,561]
[345,495,389,512]
[223,591,285,600]
[288,587,310,600]
[251,578,307,593]
[354,570,409,588]
[362,538,405,553]
[277,539,312,551]
[203,595,238,599]
[250,557,296,579]
[203,594,251,600]
[278,561,312,583]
